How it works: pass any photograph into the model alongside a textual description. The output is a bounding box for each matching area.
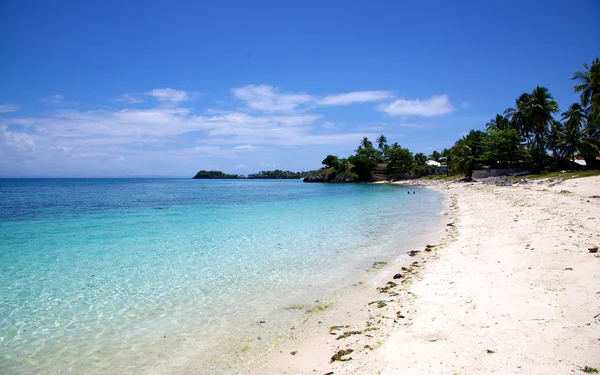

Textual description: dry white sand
[235,175,600,375]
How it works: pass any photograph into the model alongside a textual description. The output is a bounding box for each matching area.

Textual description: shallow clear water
[0,178,444,374]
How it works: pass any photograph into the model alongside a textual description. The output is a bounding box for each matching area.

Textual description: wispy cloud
[377,94,454,117]
[232,84,314,112]
[42,94,64,104]
[147,88,189,102]
[318,91,393,106]
[113,93,144,104]
[0,104,21,113]
[2,84,445,176]
[233,144,260,150]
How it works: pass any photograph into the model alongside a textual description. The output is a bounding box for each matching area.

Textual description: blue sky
[1,0,599,177]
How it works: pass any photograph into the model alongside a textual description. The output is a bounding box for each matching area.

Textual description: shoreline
[214,187,456,375]
[226,175,599,374]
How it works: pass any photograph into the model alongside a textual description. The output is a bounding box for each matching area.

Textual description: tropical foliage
[247,170,313,179]
[193,170,240,179]
[309,57,600,181]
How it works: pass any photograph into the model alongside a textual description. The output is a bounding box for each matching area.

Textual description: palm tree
[559,103,600,167]
[556,104,599,166]
[504,93,533,145]
[429,150,441,161]
[572,58,600,113]
[359,137,373,150]
[376,134,388,152]
[561,103,586,129]
[546,120,565,169]
[526,86,559,149]
[485,114,510,131]
[448,130,487,179]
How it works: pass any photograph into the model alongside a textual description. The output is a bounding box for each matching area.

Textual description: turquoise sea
[0,178,444,374]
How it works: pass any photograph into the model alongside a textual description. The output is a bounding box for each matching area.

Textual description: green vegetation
[308,57,600,181]
[193,170,240,179]
[330,349,354,362]
[581,366,599,374]
[247,170,313,179]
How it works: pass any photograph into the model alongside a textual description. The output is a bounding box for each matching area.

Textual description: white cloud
[377,94,454,117]
[234,164,247,169]
[42,94,64,104]
[233,144,260,150]
[0,127,36,154]
[51,145,71,153]
[232,84,314,112]
[0,104,21,113]
[113,94,144,104]
[318,91,393,106]
[147,88,189,102]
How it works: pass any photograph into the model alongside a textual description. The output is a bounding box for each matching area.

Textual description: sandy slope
[382,176,600,375]
[210,175,600,375]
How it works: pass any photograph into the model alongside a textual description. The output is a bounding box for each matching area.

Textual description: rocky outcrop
[303,171,359,183]
[370,164,392,182]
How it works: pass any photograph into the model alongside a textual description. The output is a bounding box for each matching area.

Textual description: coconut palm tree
[504,93,533,145]
[429,150,441,161]
[561,103,586,129]
[557,104,599,166]
[572,58,600,113]
[448,130,488,179]
[485,114,510,131]
[358,137,373,150]
[526,86,559,149]
[376,134,388,152]
[546,120,565,169]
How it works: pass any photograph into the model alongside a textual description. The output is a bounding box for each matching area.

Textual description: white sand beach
[234,175,600,375]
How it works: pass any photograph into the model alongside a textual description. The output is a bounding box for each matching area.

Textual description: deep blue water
[0,178,444,374]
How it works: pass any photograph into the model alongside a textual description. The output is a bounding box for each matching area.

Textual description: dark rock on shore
[303,172,359,183]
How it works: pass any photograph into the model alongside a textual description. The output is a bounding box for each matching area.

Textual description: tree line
[193,169,314,179]
[315,57,600,180]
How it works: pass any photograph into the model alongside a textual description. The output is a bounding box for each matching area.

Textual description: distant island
[193,170,240,179]
[193,169,315,179]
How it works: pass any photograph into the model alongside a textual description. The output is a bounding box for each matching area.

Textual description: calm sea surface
[0,178,444,374]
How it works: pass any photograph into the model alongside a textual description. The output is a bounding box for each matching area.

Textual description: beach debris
[593,312,600,319]
[330,349,354,362]
[364,344,374,350]
[486,349,496,354]
[589,195,600,199]
[408,250,420,257]
[429,337,438,342]
[336,330,363,340]
[581,366,599,373]
[564,267,574,271]
[324,372,334,375]
[290,351,297,355]
[393,273,403,279]
[329,325,349,332]
[588,247,598,253]
[425,244,436,251]
[377,301,387,308]
[258,320,266,324]
[559,190,572,194]
[377,281,398,293]
[447,222,455,226]
[396,311,405,319]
